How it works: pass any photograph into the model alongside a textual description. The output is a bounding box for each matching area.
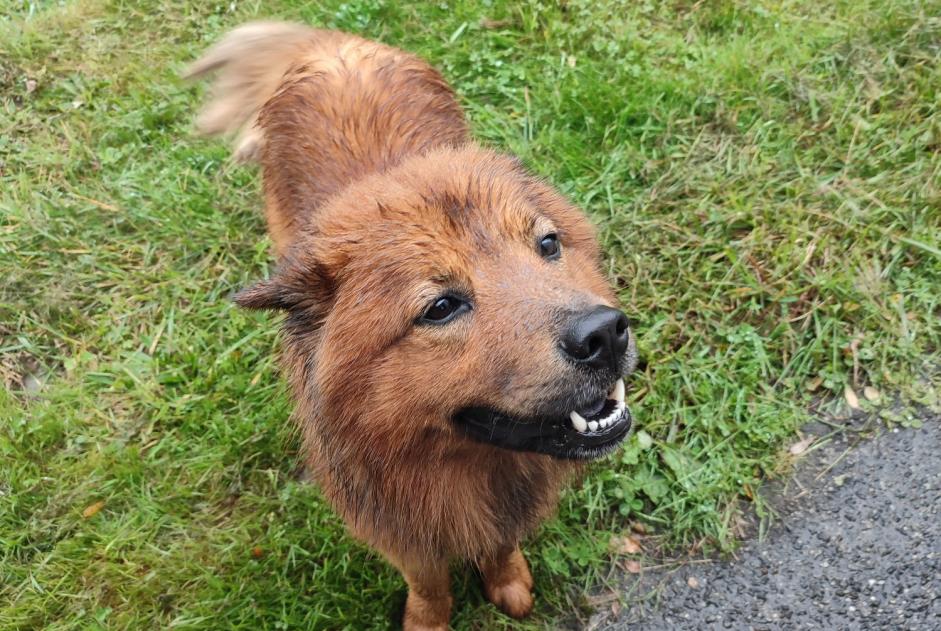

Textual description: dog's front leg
[390,553,452,631]
[479,546,534,618]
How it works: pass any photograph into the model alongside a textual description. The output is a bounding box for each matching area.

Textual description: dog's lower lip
[452,378,632,460]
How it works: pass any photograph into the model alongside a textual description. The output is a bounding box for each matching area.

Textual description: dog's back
[186,22,469,254]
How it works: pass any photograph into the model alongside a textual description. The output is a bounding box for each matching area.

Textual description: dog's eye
[420,295,470,325]
[539,233,561,260]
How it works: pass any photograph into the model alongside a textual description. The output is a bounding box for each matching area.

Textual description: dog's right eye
[419,295,471,325]
[539,233,561,260]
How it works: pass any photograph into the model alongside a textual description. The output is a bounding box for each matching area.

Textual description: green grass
[1,0,939,628]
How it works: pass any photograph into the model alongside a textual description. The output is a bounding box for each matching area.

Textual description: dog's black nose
[560,305,630,370]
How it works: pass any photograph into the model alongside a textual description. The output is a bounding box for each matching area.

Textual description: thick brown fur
[188,22,626,630]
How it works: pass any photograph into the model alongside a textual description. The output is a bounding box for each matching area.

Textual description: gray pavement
[593,417,941,630]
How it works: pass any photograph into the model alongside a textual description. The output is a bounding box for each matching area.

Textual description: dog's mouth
[453,379,633,460]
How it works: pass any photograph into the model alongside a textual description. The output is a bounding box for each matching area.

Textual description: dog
[187,22,637,630]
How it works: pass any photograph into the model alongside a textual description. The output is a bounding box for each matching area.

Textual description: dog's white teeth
[571,390,629,434]
[613,379,625,404]
[569,411,588,433]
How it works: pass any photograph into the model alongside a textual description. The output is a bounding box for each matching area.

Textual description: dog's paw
[402,591,451,631]
[485,579,534,619]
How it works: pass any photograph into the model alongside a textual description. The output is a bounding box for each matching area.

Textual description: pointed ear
[233,252,336,312]
[233,277,297,311]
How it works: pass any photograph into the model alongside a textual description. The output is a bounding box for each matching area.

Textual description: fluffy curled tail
[186,21,468,255]
[184,21,316,162]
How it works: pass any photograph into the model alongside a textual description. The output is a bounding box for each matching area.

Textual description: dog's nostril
[587,333,604,358]
[615,316,628,337]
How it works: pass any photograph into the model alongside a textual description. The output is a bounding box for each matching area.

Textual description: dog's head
[237,147,637,460]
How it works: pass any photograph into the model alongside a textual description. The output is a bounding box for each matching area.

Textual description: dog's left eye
[419,295,471,325]
[539,233,561,260]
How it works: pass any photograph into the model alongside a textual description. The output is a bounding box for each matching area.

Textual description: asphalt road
[594,417,941,630]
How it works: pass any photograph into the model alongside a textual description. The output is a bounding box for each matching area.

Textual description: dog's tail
[184,21,314,162]
[186,22,469,254]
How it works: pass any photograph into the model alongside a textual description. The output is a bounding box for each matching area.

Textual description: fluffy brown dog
[187,22,637,629]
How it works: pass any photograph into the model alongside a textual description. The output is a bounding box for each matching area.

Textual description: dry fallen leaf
[863,386,881,402]
[251,546,263,558]
[586,591,619,607]
[789,435,815,456]
[624,559,642,574]
[611,534,642,555]
[687,576,700,589]
[630,521,648,535]
[805,376,823,392]
[479,17,511,29]
[82,500,105,518]
[844,384,860,409]
[22,373,43,394]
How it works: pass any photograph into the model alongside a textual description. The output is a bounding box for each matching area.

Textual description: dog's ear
[233,255,335,312]
[233,277,297,310]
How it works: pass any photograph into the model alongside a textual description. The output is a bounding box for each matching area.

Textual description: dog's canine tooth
[569,411,588,433]
[612,379,625,404]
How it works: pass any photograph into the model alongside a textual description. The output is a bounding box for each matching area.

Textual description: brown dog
[187,22,637,630]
